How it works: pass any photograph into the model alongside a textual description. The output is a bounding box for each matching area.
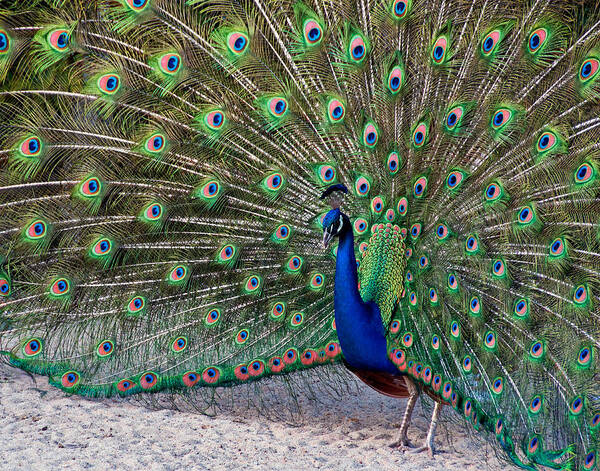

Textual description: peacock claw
[410,445,435,458]
[389,436,414,449]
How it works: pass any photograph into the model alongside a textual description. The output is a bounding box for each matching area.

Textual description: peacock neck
[333,216,398,374]
[333,218,363,309]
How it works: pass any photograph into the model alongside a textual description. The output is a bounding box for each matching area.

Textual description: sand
[0,363,513,470]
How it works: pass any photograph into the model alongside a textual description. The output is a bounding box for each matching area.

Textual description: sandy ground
[0,363,512,471]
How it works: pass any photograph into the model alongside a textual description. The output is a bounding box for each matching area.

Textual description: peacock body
[1,0,600,468]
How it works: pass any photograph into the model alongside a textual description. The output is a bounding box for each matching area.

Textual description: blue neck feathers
[333,215,399,374]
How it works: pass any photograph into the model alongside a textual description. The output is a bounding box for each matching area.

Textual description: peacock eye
[412,124,427,148]
[527,28,547,53]
[97,74,121,95]
[205,110,225,130]
[349,35,366,62]
[0,30,10,54]
[227,32,249,55]
[363,123,378,147]
[269,97,288,117]
[303,19,323,45]
[126,0,149,10]
[392,0,408,18]
[387,66,403,94]
[579,58,599,82]
[48,29,69,52]
[491,109,513,130]
[20,136,43,157]
[481,30,500,56]
[431,36,448,64]
[160,53,181,74]
[413,176,427,197]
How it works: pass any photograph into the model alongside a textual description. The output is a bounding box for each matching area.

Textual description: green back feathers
[358,223,406,326]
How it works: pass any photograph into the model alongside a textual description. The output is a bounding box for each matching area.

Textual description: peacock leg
[389,376,418,449]
[411,400,443,458]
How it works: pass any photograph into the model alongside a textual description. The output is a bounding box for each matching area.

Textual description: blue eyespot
[353,45,364,59]
[529,34,539,50]
[234,36,246,51]
[483,37,494,52]
[167,56,179,71]
[57,33,68,48]
[447,113,457,127]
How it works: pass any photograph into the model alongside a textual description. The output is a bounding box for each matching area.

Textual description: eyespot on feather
[391,0,409,19]
[579,58,599,82]
[236,329,249,344]
[171,336,187,353]
[268,97,288,117]
[269,357,285,373]
[514,298,529,319]
[445,107,463,131]
[248,360,265,377]
[97,340,114,358]
[144,203,163,220]
[283,348,298,364]
[387,152,400,174]
[205,308,221,325]
[61,371,80,389]
[303,19,323,45]
[140,372,158,389]
[23,338,42,357]
[80,177,101,197]
[371,196,384,214]
[47,29,69,52]
[397,197,408,216]
[481,30,500,56]
[412,124,427,148]
[0,30,10,54]
[97,74,121,95]
[159,53,181,74]
[182,371,200,387]
[362,123,378,148]
[227,32,249,55]
[355,176,370,196]
[50,278,70,297]
[205,110,225,130]
[327,100,345,123]
[431,36,447,64]
[145,133,166,153]
[0,277,10,297]
[127,296,146,314]
[491,108,513,130]
[26,220,47,240]
[413,176,427,197]
[536,131,557,153]
[19,136,42,157]
[116,379,135,392]
[125,0,150,11]
[387,66,403,93]
[349,35,366,62]
[527,28,547,54]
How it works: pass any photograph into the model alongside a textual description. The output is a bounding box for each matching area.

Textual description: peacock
[1,0,599,468]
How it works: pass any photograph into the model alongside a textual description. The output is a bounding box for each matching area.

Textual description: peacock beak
[322,227,334,248]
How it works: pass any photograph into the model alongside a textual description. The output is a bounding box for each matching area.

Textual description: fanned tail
[0,1,599,469]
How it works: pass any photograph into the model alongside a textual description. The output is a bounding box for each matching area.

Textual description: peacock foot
[388,435,415,450]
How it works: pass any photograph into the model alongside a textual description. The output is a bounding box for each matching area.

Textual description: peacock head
[321,183,349,248]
